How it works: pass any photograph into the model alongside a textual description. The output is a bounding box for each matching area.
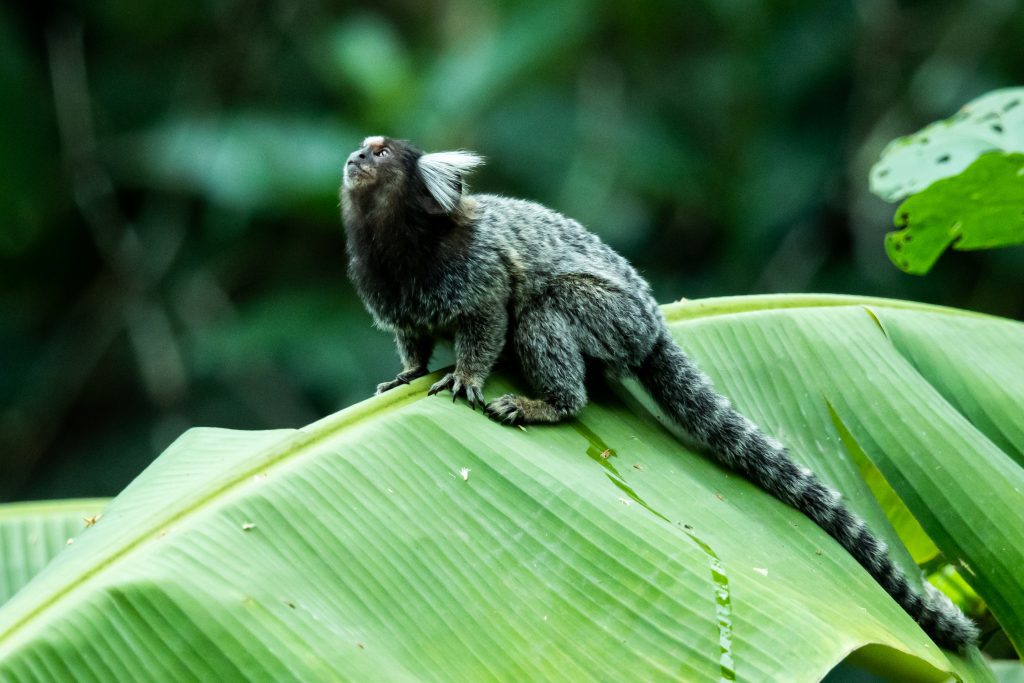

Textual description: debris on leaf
[599,448,613,459]
[715,493,725,501]
[753,567,768,576]
[82,514,102,528]
[632,463,645,471]
[459,467,471,481]
[242,522,256,531]
[65,537,74,546]
[618,497,632,506]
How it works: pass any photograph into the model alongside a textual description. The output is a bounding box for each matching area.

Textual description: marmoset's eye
[374,148,390,157]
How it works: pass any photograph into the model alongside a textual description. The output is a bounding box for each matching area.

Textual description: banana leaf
[1,294,1020,682]
[0,499,108,606]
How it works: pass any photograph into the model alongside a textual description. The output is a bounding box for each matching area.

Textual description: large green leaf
[0,500,108,606]
[659,296,1024,656]
[1,295,1021,681]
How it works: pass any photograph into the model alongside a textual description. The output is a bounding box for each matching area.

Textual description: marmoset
[339,135,978,651]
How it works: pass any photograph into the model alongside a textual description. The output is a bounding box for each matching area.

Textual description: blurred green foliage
[1,0,1023,501]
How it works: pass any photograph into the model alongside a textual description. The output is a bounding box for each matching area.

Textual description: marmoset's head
[341,136,483,216]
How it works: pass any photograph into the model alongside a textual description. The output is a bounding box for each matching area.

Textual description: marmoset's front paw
[375,367,428,395]
[427,371,485,410]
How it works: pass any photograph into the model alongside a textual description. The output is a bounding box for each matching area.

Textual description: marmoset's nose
[346,150,367,165]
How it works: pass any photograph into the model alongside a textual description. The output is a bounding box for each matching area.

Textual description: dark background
[2,0,1023,502]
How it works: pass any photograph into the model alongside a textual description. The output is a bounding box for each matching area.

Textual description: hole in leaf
[902,260,910,268]
[992,124,1004,133]
[936,154,951,163]
[893,242,902,251]
[1004,99,1020,112]
[904,235,913,242]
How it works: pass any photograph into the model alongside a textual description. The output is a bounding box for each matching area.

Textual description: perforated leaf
[883,152,1024,274]
[870,88,1024,202]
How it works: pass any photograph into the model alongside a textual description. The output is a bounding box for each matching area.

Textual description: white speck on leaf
[459,467,471,481]
[753,567,768,576]
[242,522,256,531]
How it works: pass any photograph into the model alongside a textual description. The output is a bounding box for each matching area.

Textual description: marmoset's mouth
[346,163,370,179]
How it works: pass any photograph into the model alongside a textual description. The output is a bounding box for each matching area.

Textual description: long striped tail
[634,332,979,651]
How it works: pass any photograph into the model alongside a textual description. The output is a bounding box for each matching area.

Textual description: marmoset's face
[343,135,402,191]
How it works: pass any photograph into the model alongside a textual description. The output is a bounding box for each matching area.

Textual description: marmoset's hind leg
[484,304,586,425]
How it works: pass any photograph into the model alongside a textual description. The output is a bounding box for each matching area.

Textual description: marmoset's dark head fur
[340,135,483,221]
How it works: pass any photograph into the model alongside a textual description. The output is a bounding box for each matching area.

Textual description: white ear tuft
[417,151,485,213]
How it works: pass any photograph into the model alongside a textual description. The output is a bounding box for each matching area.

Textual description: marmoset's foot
[375,367,428,395]
[485,394,564,424]
[428,372,485,409]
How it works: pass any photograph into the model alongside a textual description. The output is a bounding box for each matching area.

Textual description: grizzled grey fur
[339,135,979,651]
